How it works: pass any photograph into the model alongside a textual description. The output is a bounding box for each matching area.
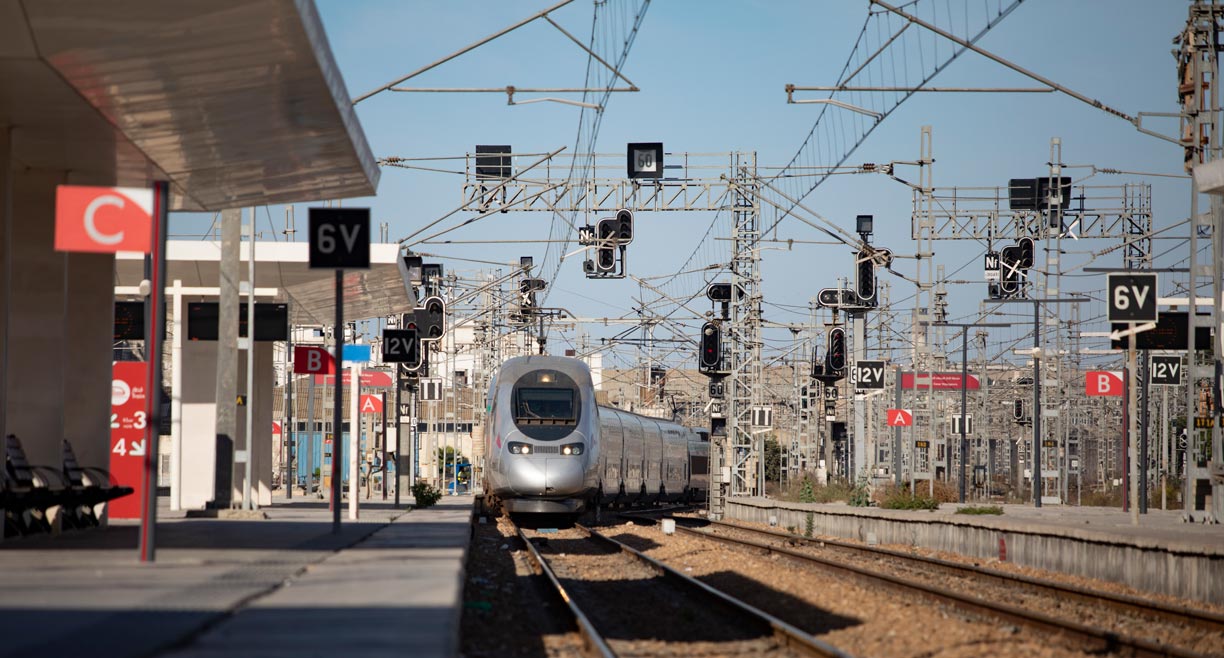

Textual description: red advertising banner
[108,362,148,519]
[900,372,981,391]
[55,185,153,253]
[312,370,394,387]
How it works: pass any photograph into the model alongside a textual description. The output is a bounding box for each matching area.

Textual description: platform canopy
[115,242,413,325]
[0,0,378,210]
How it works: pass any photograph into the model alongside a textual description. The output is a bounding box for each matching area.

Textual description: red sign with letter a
[1085,371,1124,397]
[886,409,913,427]
[109,362,148,519]
[55,185,153,253]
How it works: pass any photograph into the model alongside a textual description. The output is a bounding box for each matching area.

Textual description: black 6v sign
[1107,273,1157,323]
[309,208,370,270]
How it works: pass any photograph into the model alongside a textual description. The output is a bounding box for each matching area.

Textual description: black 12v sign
[309,208,370,270]
[852,360,886,390]
[1149,355,1182,386]
[1107,273,1157,323]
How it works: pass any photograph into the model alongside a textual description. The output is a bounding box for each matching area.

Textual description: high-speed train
[482,355,709,515]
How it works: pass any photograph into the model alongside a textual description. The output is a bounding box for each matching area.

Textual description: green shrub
[411,481,443,508]
[956,505,1003,515]
[798,478,816,503]
[875,484,940,511]
[848,480,872,507]
[803,511,814,538]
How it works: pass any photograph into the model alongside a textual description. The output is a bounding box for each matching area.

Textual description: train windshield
[514,388,575,422]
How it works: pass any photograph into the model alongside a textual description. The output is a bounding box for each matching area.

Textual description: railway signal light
[825,327,846,373]
[416,295,446,341]
[698,322,721,373]
[1017,236,1034,269]
[614,209,633,245]
[999,245,1023,297]
[856,249,876,305]
[1013,399,1024,421]
[396,314,425,374]
[595,246,616,273]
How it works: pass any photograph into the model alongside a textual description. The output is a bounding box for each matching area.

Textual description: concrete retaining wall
[726,498,1224,606]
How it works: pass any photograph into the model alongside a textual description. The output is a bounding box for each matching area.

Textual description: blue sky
[176,1,1194,367]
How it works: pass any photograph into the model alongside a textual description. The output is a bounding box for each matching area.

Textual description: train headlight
[508,442,532,455]
[561,443,584,456]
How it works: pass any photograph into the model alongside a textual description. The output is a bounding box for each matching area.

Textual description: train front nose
[542,457,584,494]
[505,446,587,495]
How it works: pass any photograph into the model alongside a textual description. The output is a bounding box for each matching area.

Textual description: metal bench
[2,435,133,536]
[3,434,65,536]
[59,439,134,529]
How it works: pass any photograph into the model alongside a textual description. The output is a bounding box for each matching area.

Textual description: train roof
[495,355,593,384]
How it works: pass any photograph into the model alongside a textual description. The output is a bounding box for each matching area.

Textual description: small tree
[764,436,781,482]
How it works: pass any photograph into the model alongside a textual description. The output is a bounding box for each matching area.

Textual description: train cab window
[510,368,582,440]
[514,388,574,423]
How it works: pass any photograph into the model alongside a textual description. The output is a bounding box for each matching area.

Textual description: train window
[514,388,575,422]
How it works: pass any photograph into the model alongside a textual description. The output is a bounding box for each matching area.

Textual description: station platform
[0,494,474,658]
[726,497,1224,606]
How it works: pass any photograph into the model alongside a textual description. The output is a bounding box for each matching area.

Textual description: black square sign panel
[627,142,663,179]
[309,208,370,270]
[1107,273,1157,323]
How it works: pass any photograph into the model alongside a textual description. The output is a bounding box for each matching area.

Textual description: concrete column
[0,126,11,443]
[170,280,183,510]
[62,249,114,470]
[182,340,219,510]
[213,208,240,507]
[7,171,67,466]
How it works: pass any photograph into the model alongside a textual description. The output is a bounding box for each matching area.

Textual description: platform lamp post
[983,297,1088,508]
[923,321,1009,503]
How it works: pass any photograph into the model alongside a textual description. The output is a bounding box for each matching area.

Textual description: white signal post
[349,362,362,520]
[1107,272,1157,526]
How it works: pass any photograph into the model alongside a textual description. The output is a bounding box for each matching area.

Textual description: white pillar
[170,280,183,510]
[349,362,361,519]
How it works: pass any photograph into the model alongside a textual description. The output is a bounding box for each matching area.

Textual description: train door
[642,419,663,501]
[661,427,687,501]
[598,410,624,500]
[620,414,645,498]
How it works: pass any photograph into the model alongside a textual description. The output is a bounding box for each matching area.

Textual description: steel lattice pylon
[460,151,764,516]
[727,153,763,499]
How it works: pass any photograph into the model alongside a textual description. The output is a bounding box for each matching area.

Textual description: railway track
[514,519,853,658]
[652,516,1221,658]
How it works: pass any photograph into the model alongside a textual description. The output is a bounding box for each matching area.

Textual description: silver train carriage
[482,355,709,514]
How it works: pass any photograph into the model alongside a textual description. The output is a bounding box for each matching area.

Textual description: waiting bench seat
[2,435,133,536]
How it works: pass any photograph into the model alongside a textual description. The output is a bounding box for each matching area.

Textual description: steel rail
[674,522,1212,658]
[574,524,853,658]
[707,519,1224,635]
[515,525,616,658]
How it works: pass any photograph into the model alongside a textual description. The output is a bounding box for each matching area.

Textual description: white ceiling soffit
[13,0,378,211]
[113,242,410,324]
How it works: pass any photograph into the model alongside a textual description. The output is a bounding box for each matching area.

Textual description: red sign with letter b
[293,346,335,374]
[1085,371,1124,397]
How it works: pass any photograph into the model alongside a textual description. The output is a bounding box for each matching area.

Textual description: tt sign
[55,185,153,253]
[1085,371,1124,397]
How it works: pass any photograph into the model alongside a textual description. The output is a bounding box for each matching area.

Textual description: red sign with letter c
[55,185,153,254]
